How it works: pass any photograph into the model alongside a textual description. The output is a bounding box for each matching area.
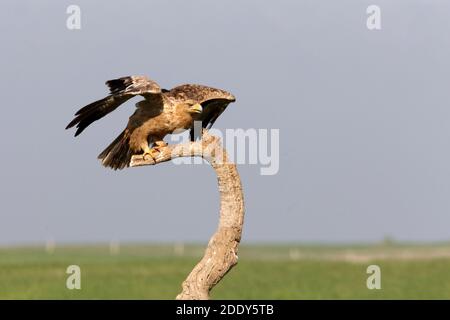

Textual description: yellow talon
[142,141,167,161]
[142,148,160,161]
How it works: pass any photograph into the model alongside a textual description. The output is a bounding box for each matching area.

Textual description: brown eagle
[66,76,235,170]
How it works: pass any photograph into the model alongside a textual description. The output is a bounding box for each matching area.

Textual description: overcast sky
[1,0,450,245]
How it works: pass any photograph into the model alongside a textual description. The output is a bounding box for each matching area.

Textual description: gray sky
[1,0,450,245]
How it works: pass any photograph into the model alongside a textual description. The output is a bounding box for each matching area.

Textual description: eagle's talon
[142,148,160,162]
[142,152,152,161]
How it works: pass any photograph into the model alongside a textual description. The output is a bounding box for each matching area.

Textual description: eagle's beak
[189,103,203,114]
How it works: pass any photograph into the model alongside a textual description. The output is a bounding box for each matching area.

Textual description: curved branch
[130,131,245,300]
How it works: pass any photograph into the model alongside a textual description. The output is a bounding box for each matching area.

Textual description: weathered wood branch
[130,131,245,300]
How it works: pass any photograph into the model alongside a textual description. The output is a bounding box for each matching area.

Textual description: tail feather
[98,130,133,170]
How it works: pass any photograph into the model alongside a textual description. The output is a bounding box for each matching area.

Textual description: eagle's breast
[165,103,194,133]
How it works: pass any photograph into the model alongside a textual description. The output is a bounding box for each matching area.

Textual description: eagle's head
[181,100,203,115]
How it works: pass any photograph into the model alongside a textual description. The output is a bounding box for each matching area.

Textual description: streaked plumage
[66,76,235,170]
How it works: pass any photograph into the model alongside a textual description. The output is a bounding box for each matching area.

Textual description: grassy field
[1,243,450,299]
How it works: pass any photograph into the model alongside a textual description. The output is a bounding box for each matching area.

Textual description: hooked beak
[189,103,203,114]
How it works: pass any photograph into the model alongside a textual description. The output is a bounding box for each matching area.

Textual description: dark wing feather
[66,76,161,136]
[201,99,231,129]
[190,99,233,140]
[66,95,130,136]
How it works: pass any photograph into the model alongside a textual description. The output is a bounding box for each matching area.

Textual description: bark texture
[130,131,245,300]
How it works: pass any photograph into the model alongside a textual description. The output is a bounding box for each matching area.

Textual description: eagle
[66,76,236,170]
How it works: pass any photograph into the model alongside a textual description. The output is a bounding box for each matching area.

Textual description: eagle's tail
[98,130,133,170]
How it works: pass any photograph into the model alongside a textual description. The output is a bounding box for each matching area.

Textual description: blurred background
[1,0,450,299]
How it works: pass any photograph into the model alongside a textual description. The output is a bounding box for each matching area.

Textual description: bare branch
[130,130,245,300]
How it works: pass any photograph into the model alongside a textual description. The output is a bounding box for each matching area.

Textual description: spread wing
[66,76,162,136]
[166,84,236,140]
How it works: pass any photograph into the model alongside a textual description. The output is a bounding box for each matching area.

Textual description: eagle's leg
[153,140,168,151]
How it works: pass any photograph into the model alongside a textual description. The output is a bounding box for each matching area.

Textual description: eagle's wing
[66,76,161,136]
[199,98,234,130]
[167,84,236,140]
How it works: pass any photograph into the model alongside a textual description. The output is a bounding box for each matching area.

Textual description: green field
[1,244,450,299]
